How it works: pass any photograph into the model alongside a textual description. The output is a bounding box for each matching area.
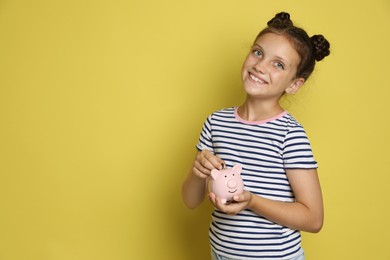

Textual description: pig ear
[232,164,242,173]
[210,169,219,179]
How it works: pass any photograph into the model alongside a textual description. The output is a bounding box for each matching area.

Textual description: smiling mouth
[249,73,267,84]
[228,189,238,193]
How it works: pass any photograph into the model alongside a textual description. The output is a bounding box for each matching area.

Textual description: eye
[275,62,285,70]
[252,49,262,57]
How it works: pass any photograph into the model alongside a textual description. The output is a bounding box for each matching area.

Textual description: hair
[255,12,330,80]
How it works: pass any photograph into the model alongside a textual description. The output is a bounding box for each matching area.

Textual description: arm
[209,168,324,233]
[181,150,225,209]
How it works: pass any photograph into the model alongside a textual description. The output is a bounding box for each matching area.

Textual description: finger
[199,155,217,171]
[200,161,214,173]
[233,191,252,208]
[192,167,209,179]
[206,155,225,170]
[193,160,211,177]
[196,151,214,171]
[209,193,225,211]
[201,150,225,170]
[208,193,217,206]
[214,196,228,211]
[208,192,215,202]
[233,193,245,202]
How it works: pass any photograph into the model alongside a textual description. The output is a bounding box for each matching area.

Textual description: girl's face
[241,33,305,101]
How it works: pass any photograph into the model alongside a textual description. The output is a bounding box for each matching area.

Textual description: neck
[238,97,284,122]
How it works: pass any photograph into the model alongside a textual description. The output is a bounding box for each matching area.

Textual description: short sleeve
[196,115,214,153]
[282,126,318,169]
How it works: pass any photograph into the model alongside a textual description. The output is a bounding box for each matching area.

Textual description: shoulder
[269,113,311,144]
[207,107,236,121]
[268,113,305,131]
[210,107,235,116]
[282,113,303,128]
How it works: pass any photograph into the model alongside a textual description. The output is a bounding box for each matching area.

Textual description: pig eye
[224,175,227,178]
[232,174,235,176]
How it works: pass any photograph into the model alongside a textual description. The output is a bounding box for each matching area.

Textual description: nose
[227,179,237,189]
[253,59,266,74]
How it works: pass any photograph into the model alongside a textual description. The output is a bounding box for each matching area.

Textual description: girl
[182,12,330,260]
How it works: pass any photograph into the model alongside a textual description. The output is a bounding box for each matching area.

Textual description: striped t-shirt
[196,107,318,259]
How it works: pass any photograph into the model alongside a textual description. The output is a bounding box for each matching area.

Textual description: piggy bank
[208,164,244,204]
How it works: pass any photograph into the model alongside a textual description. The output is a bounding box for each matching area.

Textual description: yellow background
[1,0,389,259]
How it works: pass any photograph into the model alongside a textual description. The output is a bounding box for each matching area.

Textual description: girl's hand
[192,150,225,179]
[182,150,225,209]
[208,191,253,215]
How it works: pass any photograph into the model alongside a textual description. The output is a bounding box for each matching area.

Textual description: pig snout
[227,179,237,189]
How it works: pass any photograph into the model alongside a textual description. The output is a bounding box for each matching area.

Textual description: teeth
[250,74,265,84]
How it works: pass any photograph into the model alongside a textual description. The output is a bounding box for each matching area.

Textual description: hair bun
[267,12,293,29]
[311,35,330,61]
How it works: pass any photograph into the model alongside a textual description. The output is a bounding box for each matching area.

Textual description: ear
[232,164,242,174]
[210,169,219,180]
[285,78,305,94]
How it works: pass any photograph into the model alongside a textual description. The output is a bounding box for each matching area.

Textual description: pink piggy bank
[208,164,244,204]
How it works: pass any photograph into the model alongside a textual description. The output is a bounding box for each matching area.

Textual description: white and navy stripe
[196,107,317,259]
